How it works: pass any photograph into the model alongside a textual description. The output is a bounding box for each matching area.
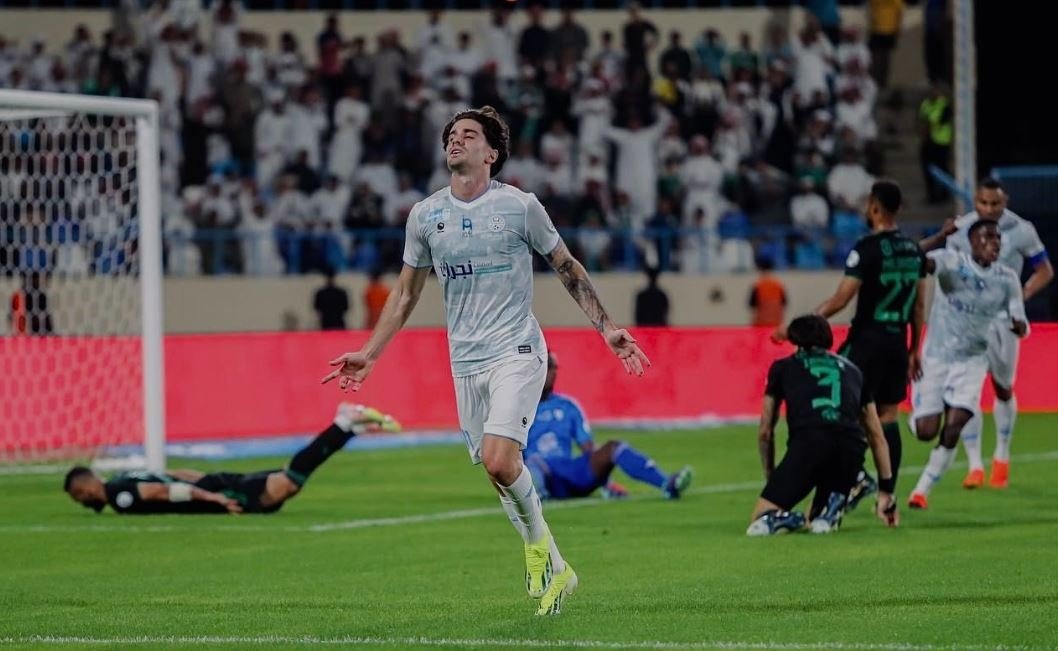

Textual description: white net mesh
[0,110,145,465]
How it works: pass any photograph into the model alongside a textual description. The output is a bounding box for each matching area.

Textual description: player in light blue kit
[525,353,692,501]
[921,178,1052,488]
[908,220,1028,509]
[322,106,650,616]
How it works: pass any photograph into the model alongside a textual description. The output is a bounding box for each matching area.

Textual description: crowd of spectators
[1,1,891,276]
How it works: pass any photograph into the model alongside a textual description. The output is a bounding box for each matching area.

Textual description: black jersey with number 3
[765,349,872,439]
[844,230,927,338]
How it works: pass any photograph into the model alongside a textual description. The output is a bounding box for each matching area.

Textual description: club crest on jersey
[462,216,473,238]
[489,215,506,232]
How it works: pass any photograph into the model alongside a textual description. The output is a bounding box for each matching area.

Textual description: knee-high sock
[960,411,984,471]
[499,466,565,572]
[285,423,355,486]
[498,466,549,544]
[993,396,1017,461]
[913,445,957,497]
[882,422,902,486]
[613,442,668,489]
[499,494,528,539]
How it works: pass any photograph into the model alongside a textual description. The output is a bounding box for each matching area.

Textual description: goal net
[0,90,165,472]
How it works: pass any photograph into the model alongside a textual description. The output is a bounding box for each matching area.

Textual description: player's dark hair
[968,219,998,240]
[869,180,902,215]
[440,106,510,177]
[787,314,833,350]
[979,177,1004,192]
[63,466,93,492]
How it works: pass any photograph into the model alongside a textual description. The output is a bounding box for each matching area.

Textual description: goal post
[0,89,166,472]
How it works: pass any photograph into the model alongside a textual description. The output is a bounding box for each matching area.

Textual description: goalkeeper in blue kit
[524,353,692,501]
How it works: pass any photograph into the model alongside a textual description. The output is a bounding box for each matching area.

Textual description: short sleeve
[525,194,561,256]
[105,479,141,513]
[946,220,972,254]
[764,361,784,401]
[401,204,432,268]
[1019,222,1047,264]
[927,249,958,276]
[843,239,869,279]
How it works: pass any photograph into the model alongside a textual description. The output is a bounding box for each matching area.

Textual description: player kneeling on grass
[907,220,1028,510]
[748,315,897,535]
[525,353,692,501]
[64,404,397,515]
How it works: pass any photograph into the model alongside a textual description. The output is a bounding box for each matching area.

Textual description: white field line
[0,636,1050,651]
[2,451,1057,535]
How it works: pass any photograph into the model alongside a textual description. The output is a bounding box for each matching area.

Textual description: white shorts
[912,354,989,419]
[454,354,547,464]
[986,318,1020,389]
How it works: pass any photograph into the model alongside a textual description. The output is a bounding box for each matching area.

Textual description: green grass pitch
[2,415,1057,651]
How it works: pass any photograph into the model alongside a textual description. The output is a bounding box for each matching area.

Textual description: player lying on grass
[524,353,692,501]
[907,220,1028,510]
[63,404,397,515]
[749,314,897,535]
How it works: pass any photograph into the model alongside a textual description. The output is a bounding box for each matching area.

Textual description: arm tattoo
[548,243,611,333]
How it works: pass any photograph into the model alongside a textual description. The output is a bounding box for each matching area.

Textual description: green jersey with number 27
[844,229,927,338]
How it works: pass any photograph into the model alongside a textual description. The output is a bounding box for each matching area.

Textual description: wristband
[878,477,895,494]
[169,482,192,502]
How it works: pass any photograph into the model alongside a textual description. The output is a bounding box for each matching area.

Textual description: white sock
[499,467,567,573]
[961,411,984,471]
[993,396,1017,462]
[499,465,550,544]
[913,445,957,497]
[498,494,527,539]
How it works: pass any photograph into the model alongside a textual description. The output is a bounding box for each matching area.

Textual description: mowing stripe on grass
[0,635,1050,650]
[3,451,1057,536]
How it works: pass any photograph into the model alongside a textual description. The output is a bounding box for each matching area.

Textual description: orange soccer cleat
[989,460,1009,489]
[962,468,985,489]
[908,493,929,510]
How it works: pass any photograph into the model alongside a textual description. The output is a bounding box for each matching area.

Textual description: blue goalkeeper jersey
[525,393,593,461]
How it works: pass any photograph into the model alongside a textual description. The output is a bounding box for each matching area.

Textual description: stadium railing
[161,220,943,276]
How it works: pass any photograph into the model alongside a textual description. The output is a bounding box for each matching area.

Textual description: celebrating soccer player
[908,221,1028,508]
[919,178,1052,488]
[322,106,649,616]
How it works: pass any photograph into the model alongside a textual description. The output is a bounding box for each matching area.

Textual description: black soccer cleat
[846,470,878,513]
[746,509,807,536]
[810,491,847,534]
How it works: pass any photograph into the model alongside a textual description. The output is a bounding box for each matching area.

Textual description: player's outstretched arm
[322,264,431,391]
[545,239,651,376]
[918,218,957,252]
[137,482,243,514]
[773,277,860,342]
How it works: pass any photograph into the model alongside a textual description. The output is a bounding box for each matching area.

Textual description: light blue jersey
[924,250,1026,361]
[403,181,561,377]
[525,393,593,461]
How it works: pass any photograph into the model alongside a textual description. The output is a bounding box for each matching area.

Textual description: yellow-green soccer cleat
[536,564,578,616]
[340,403,402,435]
[524,535,554,598]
